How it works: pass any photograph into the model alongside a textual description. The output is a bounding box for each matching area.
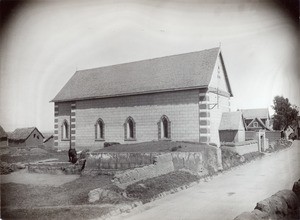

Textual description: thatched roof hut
[9,127,44,141]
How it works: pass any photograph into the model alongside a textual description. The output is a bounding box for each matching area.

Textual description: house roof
[43,135,53,143]
[240,108,269,120]
[52,47,232,102]
[8,127,44,141]
[219,111,244,130]
[247,118,271,131]
[0,125,7,139]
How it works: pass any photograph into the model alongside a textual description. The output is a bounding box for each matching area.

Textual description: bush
[103,142,120,148]
[125,171,199,202]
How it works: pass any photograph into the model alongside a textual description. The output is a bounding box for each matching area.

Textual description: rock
[275,190,299,211]
[255,199,275,214]
[233,212,259,220]
[292,180,300,199]
[88,188,101,203]
[251,209,269,219]
[88,188,123,203]
[270,195,288,216]
[239,156,245,163]
[14,162,26,169]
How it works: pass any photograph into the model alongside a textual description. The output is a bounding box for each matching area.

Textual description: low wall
[265,131,281,142]
[112,146,222,188]
[85,152,157,172]
[171,147,222,174]
[113,153,174,188]
[221,140,258,155]
[245,131,256,140]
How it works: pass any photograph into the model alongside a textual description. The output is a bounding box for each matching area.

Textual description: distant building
[284,125,295,140]
[51,47,233,150]
[0,125,8,147]
[43,134,54,148]
[8,127,44,147]
[240,108,271,131]
[219,111,245,142]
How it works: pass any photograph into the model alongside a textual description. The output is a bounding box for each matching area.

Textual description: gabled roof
[240,108,269,120]
[0,125,7,139]
[247,118,271,131]
[43,135,53,143]
[8,127,44,141]
[52,47,232,102]
[219,111,245,130]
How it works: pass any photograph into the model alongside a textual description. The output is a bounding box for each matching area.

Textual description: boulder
[233,212,259,220]
[255,198,276,214]
[269,195,288,216]
[292,179,300,199]
[251,209,269,219]
[88,188,123,203]
[275,190,299,211]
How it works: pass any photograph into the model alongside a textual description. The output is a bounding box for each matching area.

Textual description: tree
[272,96,298,130]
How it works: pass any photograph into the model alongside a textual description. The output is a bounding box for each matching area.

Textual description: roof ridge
[52,47,224,102]
[76,47,220,73]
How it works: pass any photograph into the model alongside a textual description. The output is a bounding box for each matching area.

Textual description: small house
[240,108,271,131]
[284,125,295,140]
[8,127,44,147]
[0,125,8,147]
[219,111,245,143]
[43,135,54,149]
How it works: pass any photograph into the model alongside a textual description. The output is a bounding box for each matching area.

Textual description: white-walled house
[52,47,233,150]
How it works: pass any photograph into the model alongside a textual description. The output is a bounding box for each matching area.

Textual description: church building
[52,47,233,150]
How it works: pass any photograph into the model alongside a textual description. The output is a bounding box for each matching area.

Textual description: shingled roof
[8,127,44,141]
[241,108,269,120]
[52,47,232,102]
[219,111,245,130]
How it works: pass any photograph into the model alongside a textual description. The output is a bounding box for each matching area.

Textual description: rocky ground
[0,139,295,219]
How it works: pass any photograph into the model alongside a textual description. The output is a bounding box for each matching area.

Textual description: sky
[0,0,299,132]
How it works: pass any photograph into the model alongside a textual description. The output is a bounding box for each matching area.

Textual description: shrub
[103,142,120,148]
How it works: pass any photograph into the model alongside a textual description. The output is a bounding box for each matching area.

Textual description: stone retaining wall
[85,152,157,172]
[112,146,222,188]
[221,141,258,155]
[28,161,82,175]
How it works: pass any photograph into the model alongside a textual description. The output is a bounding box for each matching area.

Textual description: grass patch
[221,148,264,170]
[1,206,113,220]
[125,171,199,203]
[1,175,113,210]
[96,141,212,153]
[0,148,68,164]
[265,139,292,153]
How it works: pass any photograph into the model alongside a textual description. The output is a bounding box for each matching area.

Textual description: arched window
[95,118,105,140]
[124,117,136,140]
[158,115,171,139]
[61,120,69,140]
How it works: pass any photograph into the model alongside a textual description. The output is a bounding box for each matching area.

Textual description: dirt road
[106,140,300,220]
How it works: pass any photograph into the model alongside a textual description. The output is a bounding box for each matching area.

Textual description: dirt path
[1,169,79,186]
[105,141,300,220]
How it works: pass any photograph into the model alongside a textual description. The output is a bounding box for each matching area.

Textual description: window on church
[158,115,171,140]
[124,117,136,140]
[62,120,69,140]
[95,118,105,140]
